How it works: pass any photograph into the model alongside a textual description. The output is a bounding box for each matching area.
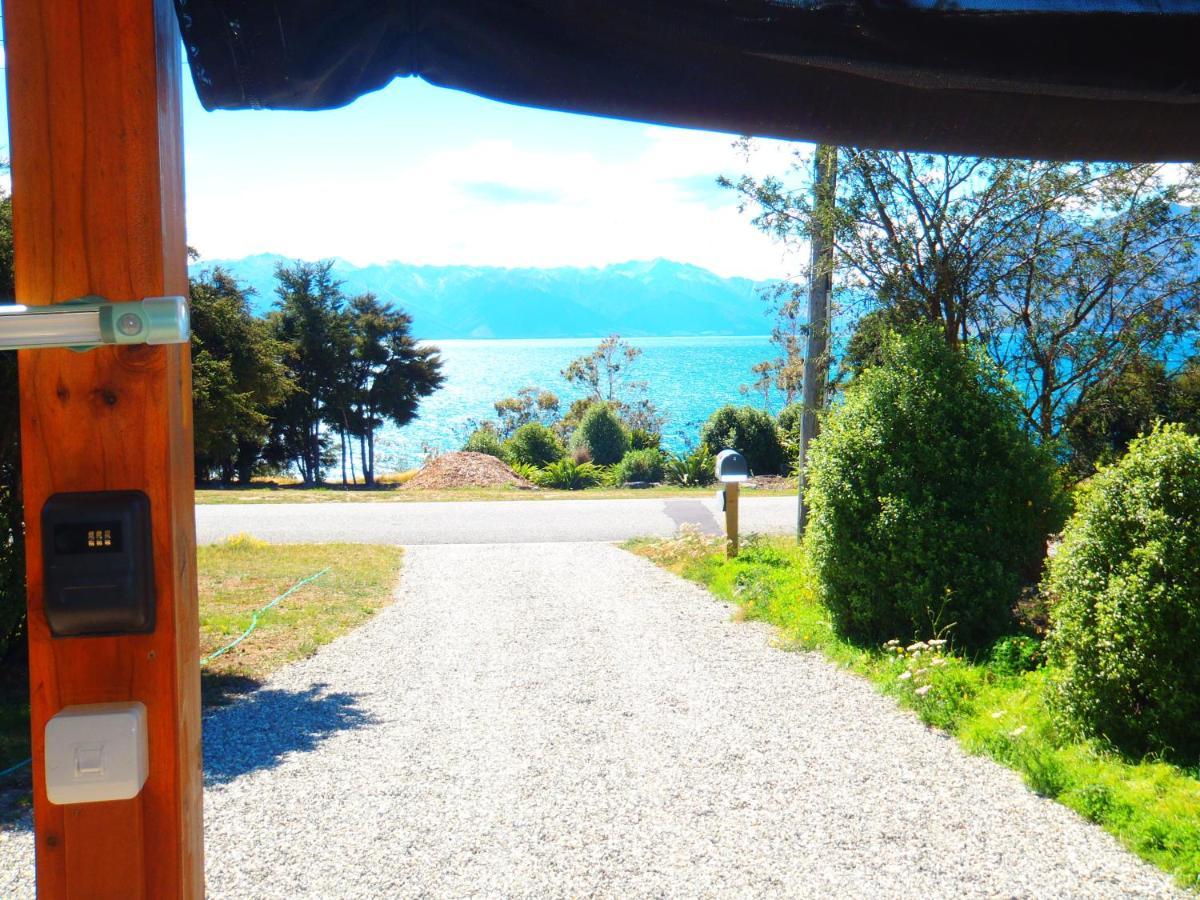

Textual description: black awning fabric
[174,1,1200,161]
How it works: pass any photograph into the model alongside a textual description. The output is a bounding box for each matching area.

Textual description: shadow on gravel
[202,671,264,708]
[203,683,377,785]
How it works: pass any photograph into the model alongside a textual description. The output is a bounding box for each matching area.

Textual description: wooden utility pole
[6,0,204,896]
[797,145,838,540]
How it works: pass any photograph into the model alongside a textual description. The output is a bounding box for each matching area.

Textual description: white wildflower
[898,671,912,681]
[1010,725,1028,738]
[915,685,932,697]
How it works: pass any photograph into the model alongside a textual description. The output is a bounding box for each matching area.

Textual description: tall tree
[561,335,664,434]
[798,144,838,537]
[980,163,1200,439]
[562,334,643,402]
[493,386,560,438]
[340,293,444,485]
[727,146,1200,442]
[266,260,350,484]
[190,267,293,483]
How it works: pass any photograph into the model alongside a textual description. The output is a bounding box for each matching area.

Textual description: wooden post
[6,0,203,897]
[724,482,740,558]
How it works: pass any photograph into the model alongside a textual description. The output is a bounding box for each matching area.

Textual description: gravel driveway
[0,543,1181,897]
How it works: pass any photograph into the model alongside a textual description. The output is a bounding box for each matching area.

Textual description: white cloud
[186,125,811,280]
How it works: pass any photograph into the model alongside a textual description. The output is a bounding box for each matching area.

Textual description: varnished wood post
[725,482,740,558]
[5,0,203,897]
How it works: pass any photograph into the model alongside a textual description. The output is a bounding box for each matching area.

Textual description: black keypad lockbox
[42,491,156,637]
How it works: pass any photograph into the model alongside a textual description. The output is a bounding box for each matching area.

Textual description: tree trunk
[339,428,347,487]
[798,144,838,540]
[235,440,257,484]
[365,427,376,487]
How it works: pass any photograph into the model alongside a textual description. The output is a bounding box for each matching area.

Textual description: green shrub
[804,326,1065,652]
[462,427,507,459]
[611,448,665,485]
[536,458,603,490]
[571,403,629,466]
[664,446,716,486]
[777,403,804,439]
[508,461,540,483]
[1046,424,1200,761]
[700,405,787,476]
[988,635,1046,676]
[504,422,565,468]
[629,427,661,451]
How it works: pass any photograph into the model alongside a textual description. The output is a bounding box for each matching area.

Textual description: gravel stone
[0,542,1183,898]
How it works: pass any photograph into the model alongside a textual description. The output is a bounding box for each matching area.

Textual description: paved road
[1,543,1177,897]
[196,495,797,545]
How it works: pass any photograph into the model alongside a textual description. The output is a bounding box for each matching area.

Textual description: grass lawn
[0,537,403,820]
[627,531,1200,890]
[196,482,797,504]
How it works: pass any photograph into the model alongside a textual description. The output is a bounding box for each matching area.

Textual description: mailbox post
[715,450,749,558]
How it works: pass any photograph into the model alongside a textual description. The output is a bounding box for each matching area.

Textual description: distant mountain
[188,254,773,339]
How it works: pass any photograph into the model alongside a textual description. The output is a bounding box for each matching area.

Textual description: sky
[0,48,810,281]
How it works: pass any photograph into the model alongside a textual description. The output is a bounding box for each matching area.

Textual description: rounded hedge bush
[700,405,787,476]
[571,403,629,466]
[777,403,804,439]
[611,448,665,485]
[504,422,565,468]
[463,427,506,459]
[804,326,1065,652]
[1046,424,1200,760]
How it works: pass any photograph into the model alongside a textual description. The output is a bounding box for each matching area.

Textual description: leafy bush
[1064,355,1200,480]
[570,403,629,466]
[988,635,1046,676]
[777,403,804,439]
[610,448,665,485]
[629,427,661,451]
[504,422,565,468]
[462,427,507,459]
[664,446,716,486]
[700,405,787,476]
[508,461,540,483]
[535,458,603,490]
[1046,424,1200,761]
[804,326,1066,652]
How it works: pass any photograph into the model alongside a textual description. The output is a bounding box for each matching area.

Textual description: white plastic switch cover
[44,701,148,805]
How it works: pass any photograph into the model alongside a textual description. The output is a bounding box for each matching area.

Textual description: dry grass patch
[198,535,403,704]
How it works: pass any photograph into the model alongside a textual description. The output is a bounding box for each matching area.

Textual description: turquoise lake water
[373,335,778,471]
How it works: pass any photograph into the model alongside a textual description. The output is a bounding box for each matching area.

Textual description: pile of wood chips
[402,451,534,490]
